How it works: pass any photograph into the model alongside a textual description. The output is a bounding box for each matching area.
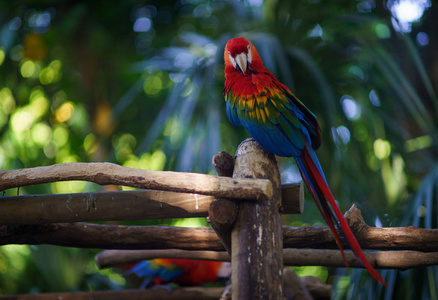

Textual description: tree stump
[231,138,283,299]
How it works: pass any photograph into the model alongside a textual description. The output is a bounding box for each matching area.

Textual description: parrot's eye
[247,45,252,65]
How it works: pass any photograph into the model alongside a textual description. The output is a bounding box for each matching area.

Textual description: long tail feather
[296,145,387,286]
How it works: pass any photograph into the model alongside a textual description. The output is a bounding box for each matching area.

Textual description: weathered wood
[283,249,438,270]
[0,162,273,200]
[0,223,224,250]
[283,204,438,251]
[283,268,313,300]
[231,138,283,299]
[281,183,304,214]
[0,287,224,300]
[208,198,237,254]
[0,281,330,300]
[3,221,438,251]
[95,249,230,269]
[209,151,239,255]
[212,151,235,177]
[0,190,211,224]
[0,184,302,225]
[95,248,438,270]
[301,276,331,300]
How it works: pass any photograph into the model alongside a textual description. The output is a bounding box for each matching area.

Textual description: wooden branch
[3,204,438,251]
[283,268,313,300]
[0,190,212,224]
[95,248,438,271]
[212,151,234,177]
[95,249,230,269]
[0,223,224,250]
[0,287,224,300]
[209,151,238,255]
[211,150,303,213]
[301,276,331,300]
[231,139,283,300]
[0,183,302,225]
[283,249,438,270]
[0,281,329,300]
[0,162,272,200]
[281,183,304,214]
[283,204,438,251]
[208,198,237,254]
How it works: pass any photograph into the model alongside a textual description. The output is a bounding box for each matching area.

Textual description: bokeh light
[133,17,152,32]
[373,138,391,159]
[389,0,431,32]
[55,102,75,123]
[369,89,381,106]
[39,60,62,85]
[31,122,52,146]
[0,48,5,65]
[375,23,391,39]
[332,126,351,148]
[416,32,429,46]
[341,95,362,120]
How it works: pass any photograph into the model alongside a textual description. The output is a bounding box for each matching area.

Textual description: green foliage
[0,0,437,298]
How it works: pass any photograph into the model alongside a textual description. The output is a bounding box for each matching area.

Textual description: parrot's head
[224,37,262,76]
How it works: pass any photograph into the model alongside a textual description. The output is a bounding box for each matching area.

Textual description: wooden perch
[95,248,438,271]
[0,162,272,200]
[0,183,302,225]
[0,287,224,300]
[231,139,283,299]
[3,206,438,251]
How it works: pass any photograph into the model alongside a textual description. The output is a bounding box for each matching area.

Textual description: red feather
[302,149,387,286]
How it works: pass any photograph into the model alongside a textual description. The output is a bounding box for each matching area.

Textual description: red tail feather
[298,160,348,266]
[302,149,387,286]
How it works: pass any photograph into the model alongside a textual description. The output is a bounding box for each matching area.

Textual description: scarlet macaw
[223,37,386,286]
[125,258,231,288]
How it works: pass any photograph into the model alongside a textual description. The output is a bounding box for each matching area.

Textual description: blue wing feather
[226,102,241,127]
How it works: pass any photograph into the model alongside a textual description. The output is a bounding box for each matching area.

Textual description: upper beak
[235,52,247,74]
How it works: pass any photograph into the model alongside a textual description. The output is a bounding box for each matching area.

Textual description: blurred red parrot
[223,37,386,286]
[125,258,231,288]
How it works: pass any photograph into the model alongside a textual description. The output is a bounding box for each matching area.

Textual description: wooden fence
[1,138,438,299]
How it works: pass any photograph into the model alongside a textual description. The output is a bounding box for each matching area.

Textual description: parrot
[223,37,386,286]
[125,258,231,288]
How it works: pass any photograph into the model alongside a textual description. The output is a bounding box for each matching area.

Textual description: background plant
[0,1,436,299]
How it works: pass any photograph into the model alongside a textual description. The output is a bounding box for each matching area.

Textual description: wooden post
[209,151,239,255]
[231,138,283,299]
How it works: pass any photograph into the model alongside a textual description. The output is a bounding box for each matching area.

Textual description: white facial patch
[228,51,237,69]
[247,45,252,64]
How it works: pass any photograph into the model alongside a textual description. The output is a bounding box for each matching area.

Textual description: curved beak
[234,52,248,74]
